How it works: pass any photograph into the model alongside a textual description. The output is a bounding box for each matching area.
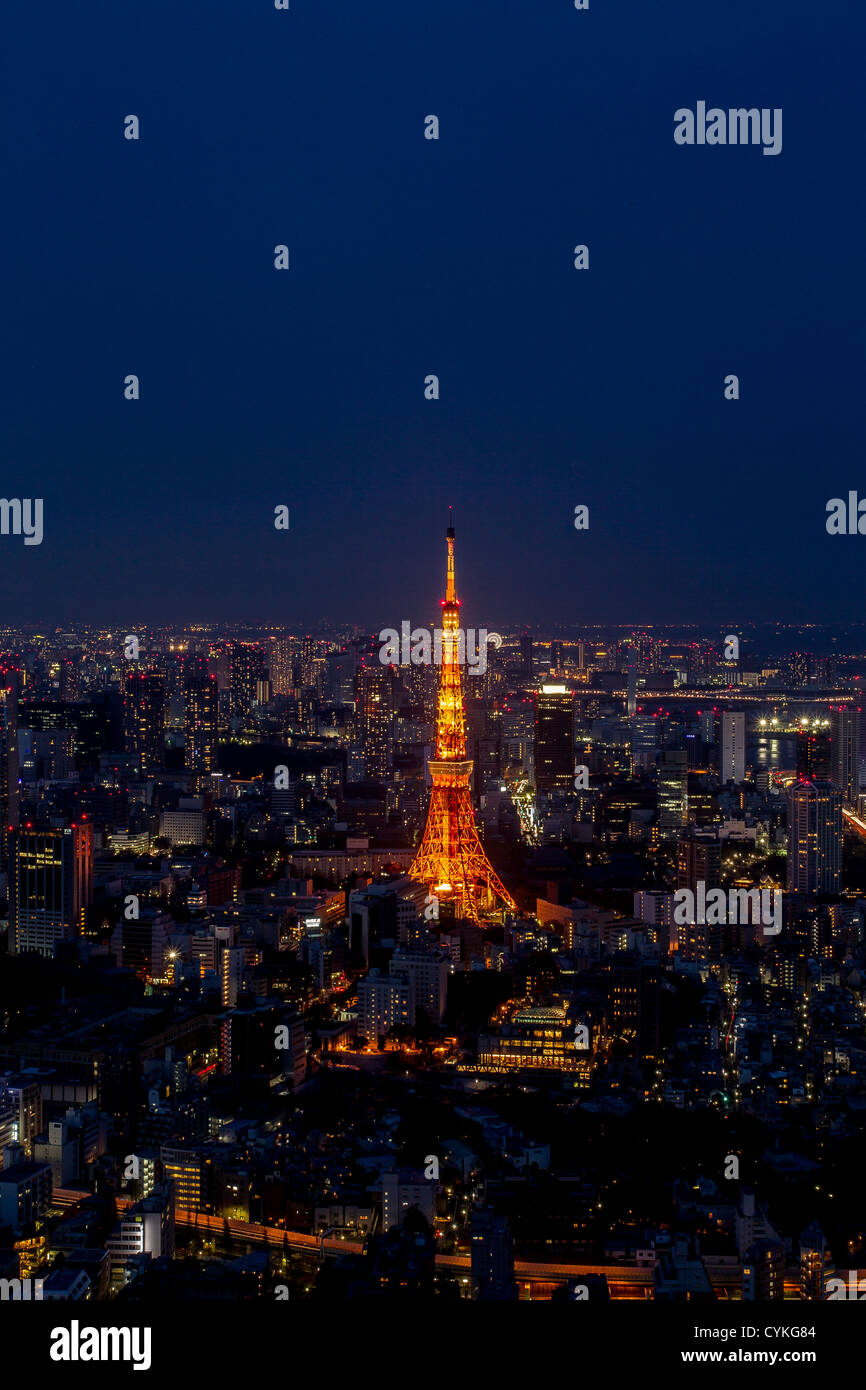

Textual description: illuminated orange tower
[410,515,516,922]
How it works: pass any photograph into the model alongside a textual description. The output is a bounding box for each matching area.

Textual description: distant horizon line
[0,620,859,634]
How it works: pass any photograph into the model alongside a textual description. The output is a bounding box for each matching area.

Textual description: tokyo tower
[410,515,516,922]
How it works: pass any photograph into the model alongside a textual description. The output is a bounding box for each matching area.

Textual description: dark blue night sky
[3,0,864,627]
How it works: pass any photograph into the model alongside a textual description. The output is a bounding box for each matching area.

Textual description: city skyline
[3,509,866,1318]
[3,0,864,1346]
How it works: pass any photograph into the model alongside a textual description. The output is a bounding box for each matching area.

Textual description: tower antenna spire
[445,509,456,605]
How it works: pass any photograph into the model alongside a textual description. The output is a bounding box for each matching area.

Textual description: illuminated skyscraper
[58,657,80,703]
[268,637,293,697]
[10,822,93,958]
[184,674,218,775]
[786,779,842,895]
[501,694,534,780]
[410,518,515,922]
[534,686,574,792]
[0,679,19,873]
[297,636,327,693]
[720,711,746,784]
[355,661,396,782]
[228,642,266,722]
[831,705,862,805]
[796,728,832,780]
[123,671,165,775]
[657,749,688,837]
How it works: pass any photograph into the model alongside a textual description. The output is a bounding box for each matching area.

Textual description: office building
[786,780,842,895]
[110,910,174,981]
[720,711,746,784]
[657,750,688,837]
[10,822,93,958]
[219,1002,305,1086]
[534,686,575,792]
[159,808,206,846]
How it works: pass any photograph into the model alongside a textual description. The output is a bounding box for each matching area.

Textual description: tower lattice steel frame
[409,517,516,922]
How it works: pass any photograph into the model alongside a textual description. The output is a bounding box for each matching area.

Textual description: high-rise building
[501,694,535,779]
[676,832,724,959]
[0,681,18,873]
[297,636,323,691]
[324,646,360,705]
[356,969,410,1040]
[268,637,293,697]
[677,833,722,892]
[630,714,658,772]
[608,960,661,1060]
[720,711,746,784]
[786,779,842,895]
[831,706,862,805]
[220,945,246,1008]
[534,686,575,792]
[0,1075,42,1152]
[228,643,267,722]
[123,671,165,774]
[10,822,94,958]
[686,770,716,826]
[657,750,688,837]
[219,1002,305,1087]
[796,729,831,781]
[355,661,396,782]
[388,948,450,1025]
[58,657,81,703]
[106,1183,175,1290]
[184,674,218,775]
[109,910,173,981]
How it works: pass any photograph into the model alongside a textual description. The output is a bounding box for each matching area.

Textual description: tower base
[411,782,516,922]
